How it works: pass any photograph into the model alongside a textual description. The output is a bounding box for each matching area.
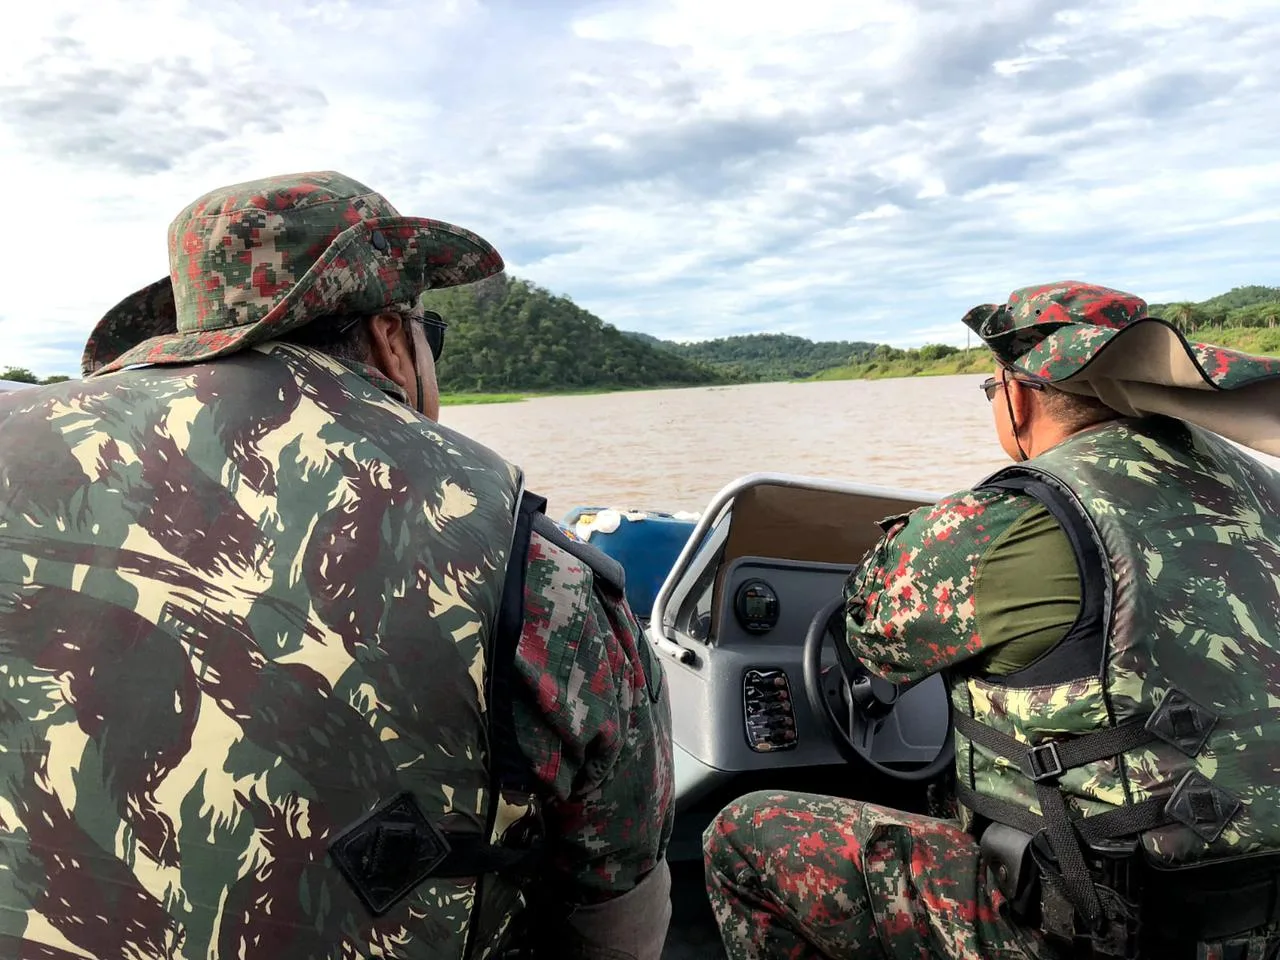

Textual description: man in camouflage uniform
[0,171,673,960]
[703,282,1280,960]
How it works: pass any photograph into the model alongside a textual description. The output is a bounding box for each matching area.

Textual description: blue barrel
[559,507,699,621]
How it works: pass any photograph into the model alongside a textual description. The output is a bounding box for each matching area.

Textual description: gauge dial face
[735,579,780,634]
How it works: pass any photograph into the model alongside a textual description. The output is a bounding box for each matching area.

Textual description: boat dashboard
[645,472,954,807]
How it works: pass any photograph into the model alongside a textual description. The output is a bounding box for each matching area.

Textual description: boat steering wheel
[802,595,955,782]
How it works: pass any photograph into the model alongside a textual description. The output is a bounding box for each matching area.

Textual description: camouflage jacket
[845,417,1280,877]
[0,343,674,960]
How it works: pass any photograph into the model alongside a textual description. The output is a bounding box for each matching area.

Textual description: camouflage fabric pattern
[960,281,1280,389]
[82,170,505,377]
[843,487,1044,684]
[846,416,1280,869]
[702,790,1050,959]
[974,416,1280,867]
[511,528,674,902]
[0,342,530,959]
[843,488,1063,834]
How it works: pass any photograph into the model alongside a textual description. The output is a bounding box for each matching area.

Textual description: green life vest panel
[953,415,1280,940]
[0,343,543,960]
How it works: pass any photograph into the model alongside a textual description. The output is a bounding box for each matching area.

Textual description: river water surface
[442,374,1280,518]
[433,375,963,517]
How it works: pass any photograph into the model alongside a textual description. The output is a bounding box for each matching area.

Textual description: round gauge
[734,579,780,634]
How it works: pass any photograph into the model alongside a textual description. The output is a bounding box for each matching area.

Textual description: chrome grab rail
[645,471,942,664]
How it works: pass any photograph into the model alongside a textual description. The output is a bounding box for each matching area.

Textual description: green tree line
[0,367,70,384]
[6,282,1279,390]
[630,331,881,381]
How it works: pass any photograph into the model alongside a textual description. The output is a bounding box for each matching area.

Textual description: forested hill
[5,282,1278,389]
[420,275,879,391]
[420,276,723,392]
[628,331,879,381]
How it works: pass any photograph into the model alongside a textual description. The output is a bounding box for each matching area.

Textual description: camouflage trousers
[702,790,1049,960]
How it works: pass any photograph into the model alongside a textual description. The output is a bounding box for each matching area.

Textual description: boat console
[565,473,959,959]
[638,472,953,810]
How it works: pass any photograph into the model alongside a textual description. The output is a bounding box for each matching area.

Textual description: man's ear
[366,312,414,386]
[1008,376,1037,426]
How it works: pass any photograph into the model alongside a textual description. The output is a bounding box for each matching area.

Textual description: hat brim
[984,316,1280,393]
[82,215,504,377]
[82,276,179,375]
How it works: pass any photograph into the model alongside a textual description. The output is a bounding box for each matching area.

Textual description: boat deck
[664,860,727,959]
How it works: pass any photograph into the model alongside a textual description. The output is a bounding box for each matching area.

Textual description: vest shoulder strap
[976,471,1109,685]
[490,490,549,795]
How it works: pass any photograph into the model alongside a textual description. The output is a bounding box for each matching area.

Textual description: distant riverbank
[810,347,990,381]
[439,382,725,406]
[440,392,529,406]
[442,326,1280,405]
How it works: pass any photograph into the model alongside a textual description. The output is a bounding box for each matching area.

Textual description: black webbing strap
[956,783,1171,847]
[430,832,546,879]
[454,490,549,882]
[489,490,548,797]
[954,711,1168,927]
[953,713,1159,784]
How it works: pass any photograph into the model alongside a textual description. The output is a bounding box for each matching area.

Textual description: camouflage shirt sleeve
[511,529,675,905]
[843,488,1068,684]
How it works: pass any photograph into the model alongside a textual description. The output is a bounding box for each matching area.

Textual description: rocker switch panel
[743,667,798,752]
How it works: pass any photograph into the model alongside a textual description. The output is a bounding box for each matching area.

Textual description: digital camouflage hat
[961,281,1280,391]
[81,171,504,377]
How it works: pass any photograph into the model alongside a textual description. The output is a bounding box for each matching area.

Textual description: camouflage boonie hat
[962,281,1280,391]
[81,171,504,377]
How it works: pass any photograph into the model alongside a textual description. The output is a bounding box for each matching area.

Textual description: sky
[1,0,1278,377]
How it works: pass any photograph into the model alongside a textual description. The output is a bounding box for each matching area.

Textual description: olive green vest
[0,343,542,960]
[952,415,1280,929]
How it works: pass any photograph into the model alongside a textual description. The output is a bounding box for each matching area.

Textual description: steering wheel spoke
[852,713,877,754]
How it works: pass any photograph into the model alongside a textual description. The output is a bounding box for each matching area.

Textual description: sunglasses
[979,371,1046,401]
[412,310,448,363]
[334,309,448,362]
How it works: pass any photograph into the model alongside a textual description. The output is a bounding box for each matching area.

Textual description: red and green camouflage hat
[81,171,504,377]
[962,281,1280,391]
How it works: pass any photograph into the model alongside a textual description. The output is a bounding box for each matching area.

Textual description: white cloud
[0,0,1277,376]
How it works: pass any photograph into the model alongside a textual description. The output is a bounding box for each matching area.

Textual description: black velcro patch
[1164,770,1242,844]
[1145,687,1219,757]
[329,792,452,916]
